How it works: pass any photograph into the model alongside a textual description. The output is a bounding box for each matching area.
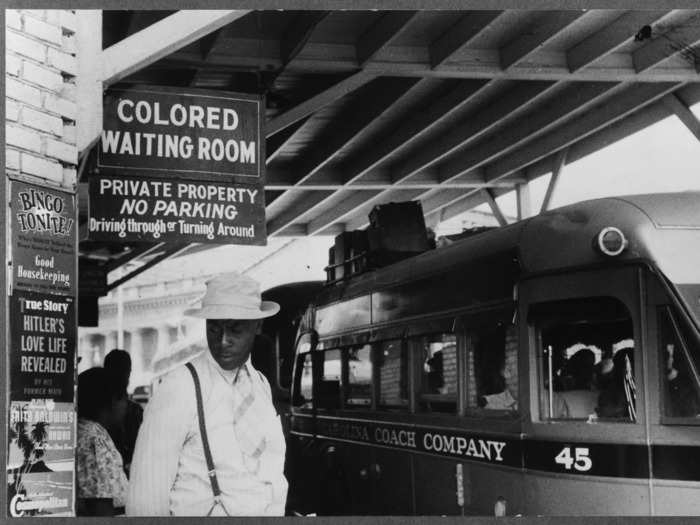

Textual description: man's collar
[205,350,252,383]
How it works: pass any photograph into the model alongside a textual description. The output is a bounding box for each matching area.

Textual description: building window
[658,307,700,421]
[377,339,408,409]
[532,297,636,422]
[417,333,457,413]
[346,344,372,407]
[466,321,518,412]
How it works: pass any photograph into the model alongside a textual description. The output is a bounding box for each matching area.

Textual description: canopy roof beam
[540,148,568,213]
[481,188,508,226]
[357,11,419,66]
[266,71,376,137]
[662,93,700,142]
[430,11,503,68]
[101,10,249,86]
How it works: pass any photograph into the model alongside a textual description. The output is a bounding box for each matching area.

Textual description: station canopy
[80,8,700,290]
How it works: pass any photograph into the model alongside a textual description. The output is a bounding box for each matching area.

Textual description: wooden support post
[481,188,508,227]
[540,148,568,213]
[662,94,700,142]
[76,10,103,155]
[516,181,532,220]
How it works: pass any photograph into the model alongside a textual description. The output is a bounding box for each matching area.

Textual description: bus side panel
[465,464,524,516]
[653,483,700,515]
[372,448,414,515]
[413,456,462,515]
[336,442,374,515]
[521,473,650,515]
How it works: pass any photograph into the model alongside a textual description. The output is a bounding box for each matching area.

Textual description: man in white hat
[126,273,287,516]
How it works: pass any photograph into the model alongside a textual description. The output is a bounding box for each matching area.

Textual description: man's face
[206,318,260,370]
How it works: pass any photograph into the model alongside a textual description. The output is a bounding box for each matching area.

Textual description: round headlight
[597,227,628,256]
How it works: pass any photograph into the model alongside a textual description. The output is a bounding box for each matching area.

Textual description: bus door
[645,270,700,515]
[520,266,651,515]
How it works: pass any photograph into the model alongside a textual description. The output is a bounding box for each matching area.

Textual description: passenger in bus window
[664,344,700,418]
[597,348,636,421]
[424,342,446,394]
[479,362,517,411]
[551,348,597,419]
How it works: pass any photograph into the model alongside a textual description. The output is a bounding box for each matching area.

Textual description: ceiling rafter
[662,92,700,140]
[289,77,422,186]
[296,79,622,234]
[499,10,587,69]
[357,11,420,66]
[437,81,625,184]
[266,78,423,234]
[330,81,561,230]
[522,83,700,181]
[566,10,670,72]
[102,10,249,86]
[164,42,700,82]
[632,13,700,72]
[265,116,311,164]
[266,191,335,234]
[484,81,682,180]
[271,11,330,89]
[340,79,496,184]
[270,80,498,234]
[429,11,503,68]
[420,81,685,224]
[266,71,376,137]
[390,80,558,183]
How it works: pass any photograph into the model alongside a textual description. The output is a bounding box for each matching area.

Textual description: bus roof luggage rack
[324,201,432,285]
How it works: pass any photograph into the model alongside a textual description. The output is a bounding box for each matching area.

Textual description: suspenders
[185,362,231,517]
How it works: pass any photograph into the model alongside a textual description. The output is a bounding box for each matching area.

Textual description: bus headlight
[596,227,628,257]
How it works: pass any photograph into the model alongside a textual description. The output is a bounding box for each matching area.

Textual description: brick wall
[6,9,78,188]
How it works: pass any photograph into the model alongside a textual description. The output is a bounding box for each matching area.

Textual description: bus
[285,193,700,516]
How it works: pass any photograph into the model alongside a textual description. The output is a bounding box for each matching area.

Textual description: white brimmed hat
[184,272,280,319]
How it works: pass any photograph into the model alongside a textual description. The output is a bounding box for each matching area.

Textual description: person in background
[597,348,636,420]
[127,273,287,516]
[665,343,700,417]
[103,349,143,476]
[76,367,128,516]
[553,348,598,419]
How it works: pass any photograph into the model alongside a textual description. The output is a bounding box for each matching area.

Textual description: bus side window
[417,333,457,413]
[658,307,700,421]
[345,344,373,407]
[377,339,408,410]
[531,297,635,422]
[466,323,518,412]
[294,352,314,408]
[315,349,342,409]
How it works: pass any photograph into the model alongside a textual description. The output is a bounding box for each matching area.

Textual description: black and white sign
[99,86,263,181]
[88,174,266,244]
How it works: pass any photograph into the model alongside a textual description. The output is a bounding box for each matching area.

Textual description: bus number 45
[554,447,592,472]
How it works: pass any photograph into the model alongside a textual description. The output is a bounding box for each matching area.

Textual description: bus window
[345,344,372,407]
[466,323,518,412]
[532,297,635,422]
[658,307,700,421]
[317,349,342,409]
[417,333,457,413]
[294,352,314,408]
[377,339,408,410]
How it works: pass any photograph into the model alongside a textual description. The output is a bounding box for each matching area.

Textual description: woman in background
[76,367,128,516]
